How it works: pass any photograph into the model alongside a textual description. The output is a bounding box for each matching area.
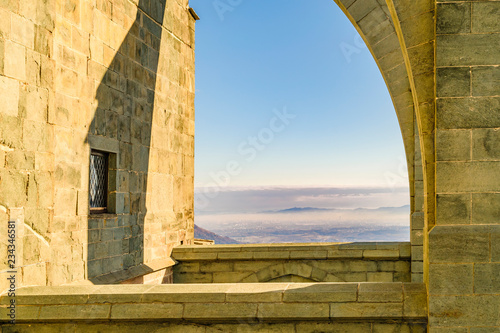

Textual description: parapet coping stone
[172,242,411,261]
[0,282,427,323]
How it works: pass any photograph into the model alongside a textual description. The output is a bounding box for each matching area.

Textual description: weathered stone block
[6,150,34,170]
[258,303,329,320]
[289,250,328,260]
[472,2,500,33]
[429,264,473,295]
[174,272,212,283]
[207,323,295,333]
[367,272,393,282]
[372,33,401,59]
[39,304,111,320]
[350,260,377,272]
[411,263,424,276]
[0,304,41,321]
[473,128,500,160]
[491,226,500,262]
[199,261,233,273]
[284,283,357,303]
[373,323,427,333]
[472,193,500,224]
[436,161,500,193]
[400,11,434,48]
[110,303,183,319]
[429,225,490,263]
[403,283,427,318]
[408,42,434,76]
[358,283,403,302]
[297,322,371,333]
[436,130,470,162]
[430,295,500,326]
[327,249,363,258]
[87,259,103,278]
[0,7,10,39]
[411,212,425,230]
[212,272,252,283]
[436,193,470,225]
[429,328,468,333]
[437,97,500,129]
[437,34,500,66]
[0,75,19,117]
[436,67,470,98]
[183,303,257,320]
[437,3,471,34]
[232,261,271,272]
[225,284,285,303]
[472,66,500,97]
[364,249,399,259]
[395,261,411,272]
[411,230,424,246]
[470,328,500,333]
[331,302,402,318]
[11,13,34,49]
[358,8,394,45]
[474,263,500,294]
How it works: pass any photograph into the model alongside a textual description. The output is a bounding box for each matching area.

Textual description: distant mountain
[265,205,410,214]
[194,224,242,244]
[354,205,411,212]
[265,207,333,213]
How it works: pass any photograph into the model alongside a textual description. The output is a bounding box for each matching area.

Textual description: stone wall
[0,0,196,289]
[173,243,411,283]
[429,0,500,331]
[0,283,428,332]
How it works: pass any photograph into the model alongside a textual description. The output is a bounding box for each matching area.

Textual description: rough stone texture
[0,322,429,332]
[431,0,500,331]
[0,283,428,330]
[172,243,411,283]
[0,0,195,287]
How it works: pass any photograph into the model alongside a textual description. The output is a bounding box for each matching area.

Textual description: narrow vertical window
[89,150,108,213]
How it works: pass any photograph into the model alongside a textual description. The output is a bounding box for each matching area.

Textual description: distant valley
[195,205,411,244]
[194,224,241,244]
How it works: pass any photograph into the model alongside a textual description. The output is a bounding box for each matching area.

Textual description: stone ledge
[0,282,427,323]
[172,242,411,261]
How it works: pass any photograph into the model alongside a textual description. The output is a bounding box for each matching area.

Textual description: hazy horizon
[194,185,411,244]
[195,185,410,214]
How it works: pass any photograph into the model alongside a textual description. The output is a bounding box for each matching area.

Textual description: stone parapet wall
[172,243,411,283]
[0,283,427,332]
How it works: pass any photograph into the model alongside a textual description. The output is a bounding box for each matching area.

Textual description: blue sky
[190,0,408,190]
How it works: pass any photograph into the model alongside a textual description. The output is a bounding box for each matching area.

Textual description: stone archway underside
[333,0,436,283]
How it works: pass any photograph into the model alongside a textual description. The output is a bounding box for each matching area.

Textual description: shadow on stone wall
[86,0,168,283]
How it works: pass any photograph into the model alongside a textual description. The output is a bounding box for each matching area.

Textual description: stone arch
[332,0,435,282]
[240,262,344,283]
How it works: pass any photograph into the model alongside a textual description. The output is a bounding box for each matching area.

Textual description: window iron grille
[89,150,108,213]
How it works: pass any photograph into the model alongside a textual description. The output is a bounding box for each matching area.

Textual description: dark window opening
[89,150,109,214]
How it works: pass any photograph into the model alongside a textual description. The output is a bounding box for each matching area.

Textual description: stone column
[429,0,500,330]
